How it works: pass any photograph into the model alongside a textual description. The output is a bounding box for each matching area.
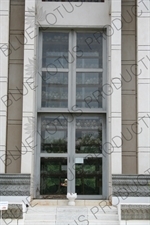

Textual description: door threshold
[30,199,111,206]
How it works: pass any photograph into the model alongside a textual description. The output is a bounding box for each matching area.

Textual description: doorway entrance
[37,115,105,199]
[36,29,107,199]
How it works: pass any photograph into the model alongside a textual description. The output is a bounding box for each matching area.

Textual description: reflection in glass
[42,32,69,68]
[76,72,102,108]
[41,116,68,153]
[75,158,102,195]
[76,116,102,153]
[77,33,103,68]
[76,72,102,85]
[40,157,67,196]
[42,72,68,108]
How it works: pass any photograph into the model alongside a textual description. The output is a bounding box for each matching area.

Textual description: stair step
[25,222,55,225]
[25,215,56,220]
[55,222,119,225]
[24,205,119,225]
[25,222,119,225]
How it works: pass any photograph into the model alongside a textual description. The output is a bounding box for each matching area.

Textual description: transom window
[40,30,106,110]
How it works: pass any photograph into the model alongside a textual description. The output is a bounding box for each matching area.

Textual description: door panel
[74,115,103,198]
[76,116,102,154]
[75,157,102,195]
[41,116,68,153]
[39,115,69,198]
[40,157,67,197]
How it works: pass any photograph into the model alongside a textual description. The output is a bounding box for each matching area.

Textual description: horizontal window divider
[76,69,103,72]
[40,153,68,157]
[38,108,70,113]
[42,83,68,87]
[75,154,103,158]
[76,84,102,87]
[42,99,68,101]
[42,1,104,2]
[72,109,107,113]
[42,68,69,72]
[40,153,103,158]
[38,109,107,114]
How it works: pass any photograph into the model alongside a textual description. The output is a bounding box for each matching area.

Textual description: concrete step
[25,222,55,225]
[25,221,119,225]
[55,222,120,225]
[24,204,119,225]
[25,215,56,220]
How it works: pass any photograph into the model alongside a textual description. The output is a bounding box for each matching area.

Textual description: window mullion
[73,31,77,109]
[36,115,42,197]
[38,32,43,110]
[68,30,76,110]
[102,32,106,111]
[68,31,72,110]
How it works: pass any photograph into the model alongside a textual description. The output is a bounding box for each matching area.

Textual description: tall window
[37,30,106,199]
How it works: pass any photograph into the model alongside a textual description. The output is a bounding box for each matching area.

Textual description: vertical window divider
[73,31,77,109]
[68,30,76,110]
[102,32,107,111]
[38,32,43,110]
[36,114,41,197]
[68,31,72,110]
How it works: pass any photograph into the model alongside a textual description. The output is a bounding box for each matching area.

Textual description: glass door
[37,115,103,198]
[39,115,69,198]
[74,116,103,198]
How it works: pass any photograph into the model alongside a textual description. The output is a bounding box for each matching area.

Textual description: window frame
[38,29,107,113]
[35,28,108,199]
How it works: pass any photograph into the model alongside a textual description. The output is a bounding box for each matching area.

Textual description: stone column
[110,0,122,174]
[137,0,150,173]
[21,0,36,174]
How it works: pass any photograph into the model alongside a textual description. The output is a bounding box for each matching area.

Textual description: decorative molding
[2,204,23,219]
[0,174,30,196]
[112,175,150,197]
[121,205,150,220]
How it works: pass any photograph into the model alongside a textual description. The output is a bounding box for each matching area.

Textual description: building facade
[0,0,150,224]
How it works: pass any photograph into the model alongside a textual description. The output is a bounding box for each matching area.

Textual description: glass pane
[76,116,102,153]
[42,72,68,108]
[42,32,69,68]
[76,72,102,108]
[41,116,68,153]
[40,157,67,196]
[75,157,102,195]
[77,32,103,68]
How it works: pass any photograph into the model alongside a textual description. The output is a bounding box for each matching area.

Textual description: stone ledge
[121,205,150,220]
[112,174,150,197]
[0,174,30,196]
